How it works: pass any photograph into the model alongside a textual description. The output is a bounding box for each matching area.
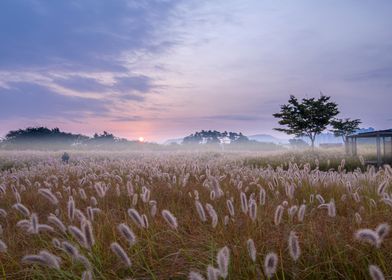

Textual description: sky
[0,0,391,142]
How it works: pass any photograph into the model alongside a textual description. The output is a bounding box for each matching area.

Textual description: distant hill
[247,134,288,144]
[163,138,183,145]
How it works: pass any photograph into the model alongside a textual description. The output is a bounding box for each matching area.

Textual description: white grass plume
[0,208,7,218]
[22,250,61,269]
[82,220,95,249]
[0,239,7,252]
[12,203,30,217]
[118,223,137,246]
[249,199,257,222]
[205,203,218,228]
[264,252,278,279]
[30,213,39,234]
[110,242,132,267]
[259,187,266,205]
[127,208,145,228]
[48,214,67,233]
[369,264,385,280]
[82,270,93,280]
[240,192,248,214]
[298,204,306,222]
[38,188,58,205]
[377,181,388,196]
[61,241,79,258]
[375,223,390,241]
[207,265,220,280]
[189,271,205,280]
[274,205,284,225]
[68,226,88,248]
[354,229,380,248]
[161,209,178,230]
[226,200,235,217]
[247,239,257,262]
[67,197,75,221]
[195,200,207,222]
[327,199,336,217]
[288,231,301,261]
[216,246,230,278]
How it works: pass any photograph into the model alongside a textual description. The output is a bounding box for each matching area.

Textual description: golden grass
[0,150,391,279]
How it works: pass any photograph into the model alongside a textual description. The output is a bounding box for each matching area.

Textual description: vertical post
[353,137,357,156]
[376,134,381,167]
[345,136,349,155]
[383,137,386,160]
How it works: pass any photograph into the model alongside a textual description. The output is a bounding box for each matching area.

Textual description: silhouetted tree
[273,95,339,148]
[183,130,249,144]
[330,118,361,143]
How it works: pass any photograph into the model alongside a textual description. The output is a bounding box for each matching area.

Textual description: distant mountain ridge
[247,134,288,144]
[163,128,377,146]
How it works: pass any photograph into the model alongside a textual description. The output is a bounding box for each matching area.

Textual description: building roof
[347,129,392,138]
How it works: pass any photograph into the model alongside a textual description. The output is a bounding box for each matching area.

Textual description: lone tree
[273,95,339,148]
[330,118,361,143]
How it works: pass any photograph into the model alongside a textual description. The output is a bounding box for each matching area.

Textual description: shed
[346,129,392,166]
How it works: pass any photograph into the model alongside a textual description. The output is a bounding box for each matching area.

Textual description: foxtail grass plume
[355,229,380,248]
[288,231,301,261]
[298,204,306,222]
[110,242,131,267]
[328,199,336,217]
[82,270,93,280]
[68,226,88,248]
[216,246,230,278]
[0,239,7,252]
[264,252,278,279]
[259,187,266,205]
[67,197,75,221]
[207,265,220,280]
[377,181,388,196]
[61,241,79,258]
[247,239,257,262]
[127,208,145,228]
[375,223,390,241]
[249,199,257,221]
[38,188,58,205]
[48,214,67,233]
[30,213,39,234]
[188,271,205,280]
[118,223,137,246]
[369,264,385,280]
[274,205,284,225]
[205,203,218,228]
[82,220,95,249]
[12,203,30,217]
[142,214,149,229]
[226,200,235,217]
[161,209,178,230]
[240,192,248,214]
[195,200,207,222]
[22,250,61,269]
[0,208,7,218]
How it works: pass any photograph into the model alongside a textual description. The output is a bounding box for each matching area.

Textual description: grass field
[0,150,391,279]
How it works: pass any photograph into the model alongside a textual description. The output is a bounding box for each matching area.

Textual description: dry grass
[0,151,391,279]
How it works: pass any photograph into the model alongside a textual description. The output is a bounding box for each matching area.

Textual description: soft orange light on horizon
[138,136,145,142]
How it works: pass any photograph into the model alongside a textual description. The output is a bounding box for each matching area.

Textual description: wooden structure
[346,129,392,166]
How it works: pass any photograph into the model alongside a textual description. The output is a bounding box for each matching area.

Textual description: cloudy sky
[0,0,391,142]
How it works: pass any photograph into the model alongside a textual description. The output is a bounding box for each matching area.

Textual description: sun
[138,136,145,142]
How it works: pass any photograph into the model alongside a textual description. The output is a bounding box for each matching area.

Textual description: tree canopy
[183,130,249,144]
[330,118,361,142]
[273,95,339,148]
